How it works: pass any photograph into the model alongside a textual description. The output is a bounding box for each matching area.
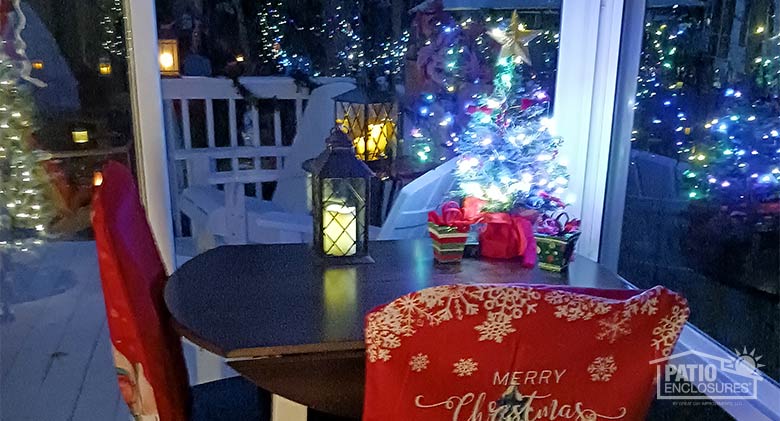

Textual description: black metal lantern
[334,85,398,163]
[311,129,375,264]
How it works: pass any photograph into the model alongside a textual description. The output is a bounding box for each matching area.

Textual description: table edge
[171,317,229,356]
[225,341,366,359]
[167,247,630,359]
[172,315,366,359]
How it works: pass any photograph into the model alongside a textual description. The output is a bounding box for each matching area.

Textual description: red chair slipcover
[364,284,689,421]
[93,161,190,421]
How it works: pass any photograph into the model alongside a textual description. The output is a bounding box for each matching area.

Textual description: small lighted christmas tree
[454,11,568,213]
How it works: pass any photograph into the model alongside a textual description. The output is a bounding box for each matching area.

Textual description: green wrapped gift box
[535,232,580,272]
[428,223,469,263]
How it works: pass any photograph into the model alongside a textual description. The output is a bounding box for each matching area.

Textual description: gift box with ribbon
[535,212,581,272]
[462,197,538,267]
[428,202,471,263]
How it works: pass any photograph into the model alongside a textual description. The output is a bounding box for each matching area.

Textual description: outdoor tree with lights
[0,3,54,250]
[453,11,568,213]
[405,0,479,165]
[632,15,698,158]
[681,90,780,203]
[1,0,55,321]
[256,0,286,72]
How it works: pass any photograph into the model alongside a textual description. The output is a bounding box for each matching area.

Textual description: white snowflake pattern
[365,306,404,362]
[623,287,661,318]
[365,285,540,362]
[481,287,541,319]
[596,313,632,343]
[544,290,612,321]
[651,305,689,357]
[409,353,430,372]
[453,358,479,377]
[366,285,689,364]
[587,355,617,382]
[474,311,516,343]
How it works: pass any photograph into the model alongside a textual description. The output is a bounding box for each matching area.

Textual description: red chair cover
[364,284,689,421]
[92,161,190,421]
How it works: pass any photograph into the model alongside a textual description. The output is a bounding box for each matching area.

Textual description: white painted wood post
[123,0,176,272]
[272,395,308,421]
[194,347,225,385]
[224,183,248,244]
[163,100,183,238]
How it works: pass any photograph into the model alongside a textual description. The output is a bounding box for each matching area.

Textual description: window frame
[123,0,780,414]
[598,0,780,418]
[123,0,176,272]
[553,0,625,260]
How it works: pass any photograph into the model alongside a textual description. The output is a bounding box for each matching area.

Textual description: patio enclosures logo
[652,349,765,400]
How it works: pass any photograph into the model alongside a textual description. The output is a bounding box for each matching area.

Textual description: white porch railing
[160,76,344,238]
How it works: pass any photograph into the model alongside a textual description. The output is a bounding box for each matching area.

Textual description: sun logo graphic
[725,347,765,377]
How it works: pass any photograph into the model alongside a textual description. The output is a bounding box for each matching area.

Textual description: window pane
[616,1,779,383]
[1,0,137,418]
[158,1,561,259]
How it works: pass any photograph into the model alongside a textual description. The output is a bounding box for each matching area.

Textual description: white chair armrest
[256,211,313,234]
[256,211,383,242]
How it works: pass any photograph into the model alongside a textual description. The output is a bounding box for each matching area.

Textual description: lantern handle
[326,126,354,150]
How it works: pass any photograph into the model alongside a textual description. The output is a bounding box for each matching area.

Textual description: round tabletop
[164,239,626,359]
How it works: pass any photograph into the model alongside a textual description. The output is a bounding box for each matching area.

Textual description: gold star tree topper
[487,11,542,65]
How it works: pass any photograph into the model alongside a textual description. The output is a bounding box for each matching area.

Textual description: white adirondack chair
[253,157,459,243]
[179,81,356,251]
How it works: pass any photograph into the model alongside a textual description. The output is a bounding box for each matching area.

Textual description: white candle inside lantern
[322,203,357,256]
[353,121,395,159]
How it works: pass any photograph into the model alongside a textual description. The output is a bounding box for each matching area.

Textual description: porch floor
[0,241,129,421]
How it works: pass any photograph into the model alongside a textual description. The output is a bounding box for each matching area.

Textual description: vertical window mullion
[599,0,648,270]
[554,0,628,260]
[123,0,176,271]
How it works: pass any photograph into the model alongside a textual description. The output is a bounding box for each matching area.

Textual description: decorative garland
[229,69,321,109]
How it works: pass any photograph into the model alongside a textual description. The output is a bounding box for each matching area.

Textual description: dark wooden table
[165,239,627,418]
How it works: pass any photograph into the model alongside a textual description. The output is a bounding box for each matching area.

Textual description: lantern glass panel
[72,130,89,144]
[316,177,368,258]
[99,63,112,76]
[337,101,398,162]
[158,39,180,76]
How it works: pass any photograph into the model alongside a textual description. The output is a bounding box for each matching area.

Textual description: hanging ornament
[487,10,541,65]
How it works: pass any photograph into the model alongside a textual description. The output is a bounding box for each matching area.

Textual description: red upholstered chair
[363,284,689,421]
[92,161,268,421]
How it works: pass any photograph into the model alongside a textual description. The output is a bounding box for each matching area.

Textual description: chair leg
[272,394,307,421]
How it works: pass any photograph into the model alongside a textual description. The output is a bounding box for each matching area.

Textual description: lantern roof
[333,86,394,104]
[312,130,375,179]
